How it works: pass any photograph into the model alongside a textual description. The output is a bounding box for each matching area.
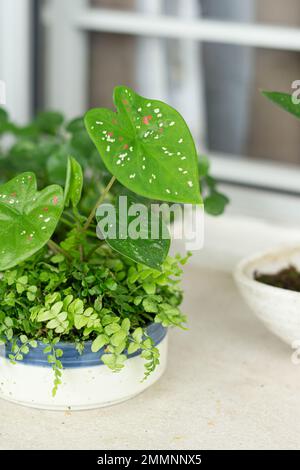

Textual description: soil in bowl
[254,265,300,292]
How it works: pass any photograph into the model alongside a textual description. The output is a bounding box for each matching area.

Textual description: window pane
[41,0,300,167]
[200,0,300,27]
[203,44,300,164]
[89,32,137,109]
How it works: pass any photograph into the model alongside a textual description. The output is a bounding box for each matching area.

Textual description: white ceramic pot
[234,245,300,346]
[0,323,168,411]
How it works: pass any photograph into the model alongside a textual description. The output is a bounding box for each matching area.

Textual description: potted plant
[0,86,228,410]
[235,91,300,347]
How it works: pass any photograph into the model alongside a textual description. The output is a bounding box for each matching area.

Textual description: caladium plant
[0,86,202,272]
[85,86,201,204]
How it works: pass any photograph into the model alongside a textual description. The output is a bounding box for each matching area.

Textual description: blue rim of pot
[0,322,167,368]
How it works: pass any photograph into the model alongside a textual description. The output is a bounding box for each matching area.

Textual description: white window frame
[0,0,32,124]
[42,0,300,197]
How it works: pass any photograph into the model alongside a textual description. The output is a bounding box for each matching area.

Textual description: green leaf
[133,296,143,306]
[198,155,210,177]
[66,117,85,134]
[142,298,158,313]
[132,327,143,343]
[46,147,69,185]
[35,111,64,135]
[104,323,121,336]
[0,173,64,270]
[20,334,28,344]
[37,309,53,322]
[4,317,13,328]
[143,338,153,349]
[57,311,67,322]
[91,334,108,353]
[6,328,13,340]
[20,345,29,354]
[101,353,115,367]
[143,282,156,295]
[97,195,170,270]
[0,107,9,124]
[68,299,84,315]
[121,318,130,333]
[204,192,229,216]
[262,91,300,119]
[17,276,28,286]
[56,349,63,358]
[64,156,83,208]
[85,86,202,204]
[55,323,68,334]
[127,342,140,355]
[74,314,87,330]
[51,301,63,316]
[115,354,127,367]
[104,278,118,291]
[47,319,59,329]
[110,329,127,347]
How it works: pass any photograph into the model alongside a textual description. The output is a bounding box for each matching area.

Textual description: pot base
[0,334,168,411]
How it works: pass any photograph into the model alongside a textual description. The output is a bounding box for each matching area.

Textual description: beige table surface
[1,265,299,450]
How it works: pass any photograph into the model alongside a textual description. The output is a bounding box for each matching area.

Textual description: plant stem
[83,176,116,232]
[47,239,71,260]
[79,244,84,262]
[60,217,73,228]
[60,217,98,238]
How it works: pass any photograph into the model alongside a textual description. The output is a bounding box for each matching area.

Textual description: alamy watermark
[291,80,300,104]
[96,196,204,251]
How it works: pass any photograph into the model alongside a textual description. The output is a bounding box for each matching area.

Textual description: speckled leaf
[0,172,64,271]
[85,86,202,204]
[64,156,83,207]
[96,195,170,270]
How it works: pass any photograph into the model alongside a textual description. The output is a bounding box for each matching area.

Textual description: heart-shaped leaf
[96,195,170,270]
[0,172,64,270]
[85,86,202,204]
[64,156,83,207]
[262,91,300,119]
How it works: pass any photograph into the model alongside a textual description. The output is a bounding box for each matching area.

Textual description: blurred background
[1,0,300,224]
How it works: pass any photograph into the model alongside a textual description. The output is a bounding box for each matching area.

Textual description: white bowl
[234,245,300,346]
[0,324,168,411]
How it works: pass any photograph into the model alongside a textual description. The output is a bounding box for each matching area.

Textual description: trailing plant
[0,86,226,395]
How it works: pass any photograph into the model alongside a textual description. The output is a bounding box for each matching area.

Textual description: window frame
[42,1,300,205]
[0,0,32,123]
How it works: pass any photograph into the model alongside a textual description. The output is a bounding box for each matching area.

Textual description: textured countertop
[1,265,299,450]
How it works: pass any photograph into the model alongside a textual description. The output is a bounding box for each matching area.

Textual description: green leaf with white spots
[96,195,170,271]
[85,86,202,204]
[64,156,83,207]
[0,172,64,271]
